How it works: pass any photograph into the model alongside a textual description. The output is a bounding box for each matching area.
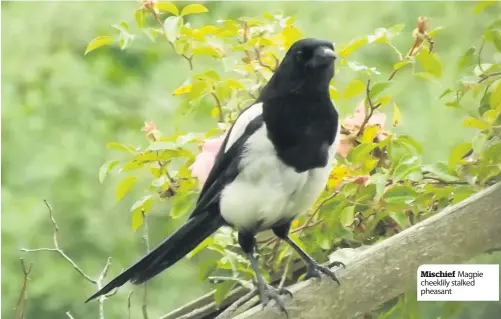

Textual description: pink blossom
[336,100,389,158]
[343,102,387,130]
[141,121,160,141]
[190,134,226,188]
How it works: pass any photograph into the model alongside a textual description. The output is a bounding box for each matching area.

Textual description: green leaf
[457,46,476,70]
[371,173,387,201]
[423,163,459,182]
[448,142,472,170]
[147,141,178,151]
[485,29,501,52]
[340,206,355,228]
[462,116,490,130]
[84,36,113,55]
[130,195,154,213]
[343,79,365,99]
[188,237,214,258]
[339,37,367,57]
[111,20,129,34]
[392,102,401,127]
[116,176,137,201]
[214,280,235,306]
[486,141,501,163]
[99,160,120,183]
[483,109,499,123]
[130,195,154,231]
[131,209,144,232]
[348,143,378,164]
[164,16,182,43]
[490,81,501,109]
[389,211,410,228]
[106,142,136,153]
[154,2,179,16]
[393,155,420,182]
[281,25,303,50]
[189,80,210,99]
[439,89,453,99]
[384,186,417,204]
[198,259,218,281]
[134,8,146,29]
[180,4,209,16]
[472,132,488,157]
[192,46,223,58]
[428,26,445,38]
[393,59,413,71]
[118,32,134,50]
[474,1,497,14]
[452,186,477,204]
[347,61,380,75]
[170,192,195,219]
[369,81,392,99]
[416,49,442,77]
[360,125,379,144]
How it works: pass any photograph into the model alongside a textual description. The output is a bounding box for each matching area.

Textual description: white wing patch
[224,103,263,152]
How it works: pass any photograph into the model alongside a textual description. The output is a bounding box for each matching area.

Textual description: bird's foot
[305,260,345,285]
[258,284,292,317]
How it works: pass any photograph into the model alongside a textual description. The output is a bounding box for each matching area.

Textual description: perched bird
[86,38,344,313]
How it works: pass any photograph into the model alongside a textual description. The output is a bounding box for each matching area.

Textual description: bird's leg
[272,222,344,284]
[238,232,290,316]
[247,252,291,315]
[283,236,344,284]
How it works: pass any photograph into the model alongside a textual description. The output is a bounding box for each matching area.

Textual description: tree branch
[232,182,501,319]
[20,200,97,283]
[19,200,113,318]
[14,258,33,319]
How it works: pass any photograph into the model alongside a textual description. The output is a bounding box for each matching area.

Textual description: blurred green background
[2,1,500,318]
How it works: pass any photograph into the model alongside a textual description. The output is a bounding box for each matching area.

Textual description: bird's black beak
[310,46,336,68]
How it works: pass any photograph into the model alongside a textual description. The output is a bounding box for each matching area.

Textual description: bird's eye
[296,50,303,61]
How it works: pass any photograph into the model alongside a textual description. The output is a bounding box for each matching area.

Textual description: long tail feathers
[85,211,224,303]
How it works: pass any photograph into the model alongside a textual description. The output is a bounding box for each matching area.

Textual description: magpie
[86,38,344,312]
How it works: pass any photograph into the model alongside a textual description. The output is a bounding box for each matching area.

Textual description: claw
[305,261,343,286]
[258,284,291,317]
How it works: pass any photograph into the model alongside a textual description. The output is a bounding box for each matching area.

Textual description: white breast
[219,118,340,233]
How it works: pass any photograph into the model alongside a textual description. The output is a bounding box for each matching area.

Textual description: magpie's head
[260,38,336,98]
[288,38,336,70]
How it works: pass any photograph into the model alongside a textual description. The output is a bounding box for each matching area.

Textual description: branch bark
[232,182,501,319]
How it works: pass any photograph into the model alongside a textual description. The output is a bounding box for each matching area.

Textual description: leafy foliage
[83,1,501,314]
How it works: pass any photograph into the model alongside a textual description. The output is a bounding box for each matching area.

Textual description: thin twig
[479,71,501,83]
[20,200,113,319]
[422,176,468,185]
[127,291,135,319]
[357,79,381,137]
[142,211,150,319]
[211,92,225,122]
[65,312,75,319]
[214,289,259,319]
[96,257,112,319]
[20,201,97,284]
[254,48,276,72]
[478,39,486,73]
[14,258,33,319]
[148,6,193,70]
